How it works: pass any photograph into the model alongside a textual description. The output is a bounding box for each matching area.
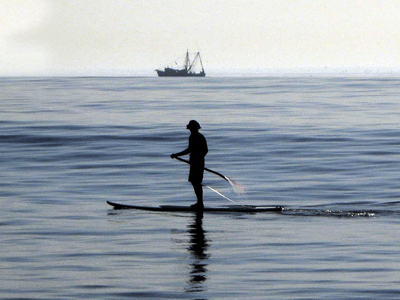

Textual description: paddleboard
[106,201,282,213]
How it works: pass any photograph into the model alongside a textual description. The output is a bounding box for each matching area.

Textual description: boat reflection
[185,211,210,294]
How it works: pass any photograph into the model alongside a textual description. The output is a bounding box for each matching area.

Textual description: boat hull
[156,69,205,77]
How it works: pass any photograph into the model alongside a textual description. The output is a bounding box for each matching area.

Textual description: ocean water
[1,76,400,299]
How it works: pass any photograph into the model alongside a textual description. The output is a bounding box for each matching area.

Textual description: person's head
[186,120,201,132]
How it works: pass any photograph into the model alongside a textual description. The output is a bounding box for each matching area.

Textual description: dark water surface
[1,77,400,299]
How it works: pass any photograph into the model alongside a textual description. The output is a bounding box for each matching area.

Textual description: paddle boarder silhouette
[171,120,208,210]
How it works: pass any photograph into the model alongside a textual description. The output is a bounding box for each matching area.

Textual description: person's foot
[190,203,204,211]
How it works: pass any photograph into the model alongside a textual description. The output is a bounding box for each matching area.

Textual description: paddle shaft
[173,156,228,182]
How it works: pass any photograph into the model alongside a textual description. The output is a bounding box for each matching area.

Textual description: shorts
[188,159,205,184]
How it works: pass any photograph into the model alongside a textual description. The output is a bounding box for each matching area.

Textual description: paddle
[172,156,245,194]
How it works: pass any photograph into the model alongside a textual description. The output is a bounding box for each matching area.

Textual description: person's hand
[171,153,177,159]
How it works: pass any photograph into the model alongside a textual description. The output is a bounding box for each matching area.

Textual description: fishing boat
[156,50,206,77]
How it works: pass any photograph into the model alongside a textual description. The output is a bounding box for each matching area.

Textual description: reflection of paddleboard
[107,201,282,213]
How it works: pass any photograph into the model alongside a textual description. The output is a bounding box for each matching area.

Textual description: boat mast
[185,50,190,70]
[198,52,205,73]
[187,52,204,73]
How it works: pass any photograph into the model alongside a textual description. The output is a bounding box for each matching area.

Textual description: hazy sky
[2,0,400,76]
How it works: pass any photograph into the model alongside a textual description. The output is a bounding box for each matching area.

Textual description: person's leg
[189,182,204,210]
[189,161,204,209]
[193,183,204,207]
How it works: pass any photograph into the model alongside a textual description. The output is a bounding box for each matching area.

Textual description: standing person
[171,120,208,210]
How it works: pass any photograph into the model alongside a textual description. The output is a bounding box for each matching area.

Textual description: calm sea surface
[1,76,400,299]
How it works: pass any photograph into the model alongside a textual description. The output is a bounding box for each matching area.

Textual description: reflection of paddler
[188,211,207,259]
[171,120,208,210]
[186,211,209,293]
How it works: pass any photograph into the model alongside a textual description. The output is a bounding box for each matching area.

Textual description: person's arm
[171,148,190,159]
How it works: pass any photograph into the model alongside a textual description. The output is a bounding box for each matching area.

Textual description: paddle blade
[226,177,246,195]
